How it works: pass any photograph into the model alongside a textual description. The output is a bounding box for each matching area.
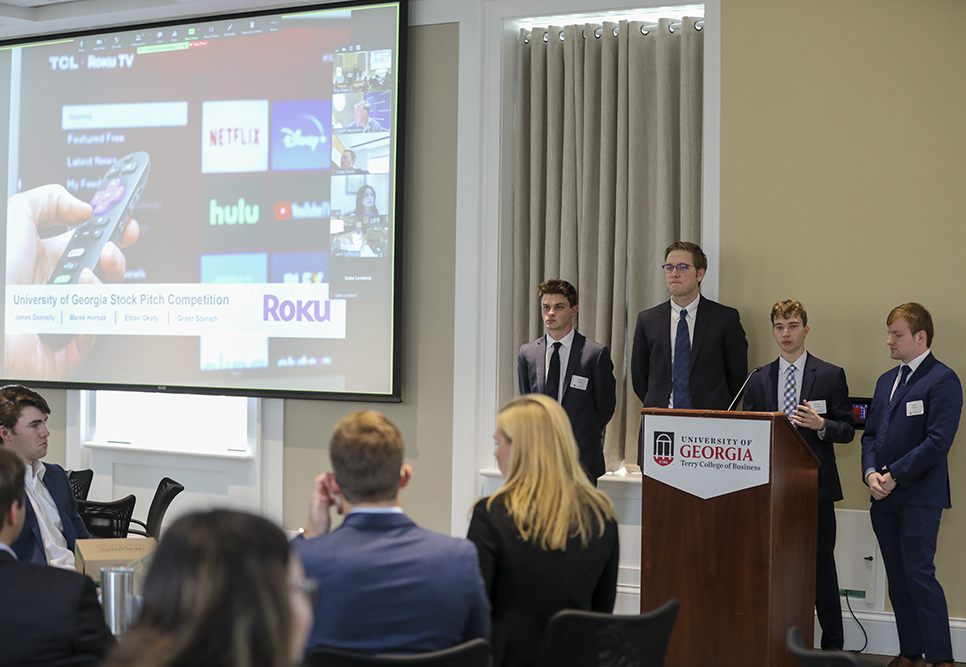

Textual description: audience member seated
[293,410,490,654]
[0,384,90,568]
[103,509,313,667]
[468,394,620,667]
[0,446,116,667]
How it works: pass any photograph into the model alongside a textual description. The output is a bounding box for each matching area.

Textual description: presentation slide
[0,1,404,399]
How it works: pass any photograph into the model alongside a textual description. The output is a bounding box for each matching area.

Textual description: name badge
[809,399,827,415]
[570,375,589,391]
[906,400,924,416]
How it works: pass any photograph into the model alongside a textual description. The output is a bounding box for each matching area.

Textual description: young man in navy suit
[742,299,855,650]
[518,279,616,485]
[631,241,748,465]
[293,410,490,654]
[0,384,90,568]
[0,446,115,667]
[861,303,962,667]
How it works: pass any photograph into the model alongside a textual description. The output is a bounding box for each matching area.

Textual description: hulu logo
[210,198,260,225]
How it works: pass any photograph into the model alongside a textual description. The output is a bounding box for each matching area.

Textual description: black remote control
[46,151,150,285]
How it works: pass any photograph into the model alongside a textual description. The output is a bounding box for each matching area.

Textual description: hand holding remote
[5,183,139,378]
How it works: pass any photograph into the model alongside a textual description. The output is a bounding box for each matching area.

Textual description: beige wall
[720,0,966,614]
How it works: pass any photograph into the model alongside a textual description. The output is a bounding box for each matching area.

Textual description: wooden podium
[639,409,820,667]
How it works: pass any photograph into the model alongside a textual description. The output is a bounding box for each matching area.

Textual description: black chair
[128,477,184,539]
[786,627,861,667]
[303,638,490,667]
[536,598,680,667]
[68,469,94,500]
[77,494,137,539]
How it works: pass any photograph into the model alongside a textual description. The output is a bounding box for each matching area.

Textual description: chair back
[128,477,184,539]
[68,469,94,500]
[303,638,490,667]
[786,627,861,667]
[78,494,137,538]
[537,599,679,667]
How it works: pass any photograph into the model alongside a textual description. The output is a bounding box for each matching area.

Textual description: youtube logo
[275,201,291,220]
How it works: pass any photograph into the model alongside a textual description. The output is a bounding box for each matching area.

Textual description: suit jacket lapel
[801,356,817,403]
[534,336,546,394]
[765,361,781,411]
[561,333,585,401]
[888,354,934,418]
[659,302,672,376]
[690,297,709,372]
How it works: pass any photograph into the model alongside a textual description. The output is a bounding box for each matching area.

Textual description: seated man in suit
[861,303,961,667]
[0,384,89,568]
[631,241,748,465]
[742,299,855,650]
[293,410,490,654]
[518,279,616,485]
[0,446,116,666]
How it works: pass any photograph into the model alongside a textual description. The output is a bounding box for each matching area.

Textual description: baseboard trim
[816,610,966,661]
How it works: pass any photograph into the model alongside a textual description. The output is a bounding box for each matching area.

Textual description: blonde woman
[467,394,619,667]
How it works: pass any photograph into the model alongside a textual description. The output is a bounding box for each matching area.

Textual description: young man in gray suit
[517,279,617,485]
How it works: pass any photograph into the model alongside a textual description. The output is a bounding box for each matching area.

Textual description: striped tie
[672,309,692,409]
[782,365,797,420]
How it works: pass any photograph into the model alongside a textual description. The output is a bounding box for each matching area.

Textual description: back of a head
[494,395,614,549]
[329,410,404,504]
[106,509,294,667]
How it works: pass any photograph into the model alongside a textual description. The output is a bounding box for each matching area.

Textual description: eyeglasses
[661,263,693,274]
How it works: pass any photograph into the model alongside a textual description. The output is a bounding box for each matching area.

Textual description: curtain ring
[640,25,649,35]
[581,28,586,39]
[612,26,619,38]
[523,31,530,44]
[542,30,548,43]
[559,30,564,41]
[669,24,675,33]
[594,27,602,39]
[695,21,704,31]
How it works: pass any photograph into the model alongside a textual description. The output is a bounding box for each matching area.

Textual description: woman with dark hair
[352,184,378,216]
[467,394,619,667]
[104,509,313,667]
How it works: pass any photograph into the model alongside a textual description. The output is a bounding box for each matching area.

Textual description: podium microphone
[727,366,762,411]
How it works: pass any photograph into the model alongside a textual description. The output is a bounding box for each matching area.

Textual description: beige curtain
[512,18,704,467]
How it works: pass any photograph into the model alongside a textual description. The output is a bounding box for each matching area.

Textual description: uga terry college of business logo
[653,431,674,467]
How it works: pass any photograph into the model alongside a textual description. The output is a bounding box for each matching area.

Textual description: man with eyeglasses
[630,241,748,465]
[742,299,855,651]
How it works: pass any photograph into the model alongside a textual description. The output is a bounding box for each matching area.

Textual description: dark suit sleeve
[820,366,855,444]
[590,520,619,613]
[742,374,764,412]
[890,369,963,484]
[466,500,497,599]
[594,345,617,431]
[860,377,885,479]
[66,485,91,540]
[461,545,492,642]
[723,309,749,401]
[74,574,117,658]
[518,346,533,396]
[630,313,649,404]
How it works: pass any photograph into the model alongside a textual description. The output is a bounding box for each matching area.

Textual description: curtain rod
[525,20,704,44]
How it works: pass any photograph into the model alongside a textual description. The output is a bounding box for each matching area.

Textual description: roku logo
[210,198,259,225]
[209,128,260,146]
[263,295,331,322]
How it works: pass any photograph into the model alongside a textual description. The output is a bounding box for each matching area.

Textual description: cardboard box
[75,538,157,593]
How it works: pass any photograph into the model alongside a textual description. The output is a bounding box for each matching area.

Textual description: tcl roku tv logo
[201,100,269,173]
[653,431,674,467]
[263,295,331,322]
[271,100,331,171]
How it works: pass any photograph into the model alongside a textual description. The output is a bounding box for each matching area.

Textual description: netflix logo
[201,100,269,173]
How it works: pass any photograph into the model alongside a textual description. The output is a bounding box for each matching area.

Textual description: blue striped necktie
[672,309,692,409]
[782,365,797,419]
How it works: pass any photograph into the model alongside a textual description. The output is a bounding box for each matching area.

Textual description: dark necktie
[545,341,562,401]
[875,365,911,467]
[672,309,692,409]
